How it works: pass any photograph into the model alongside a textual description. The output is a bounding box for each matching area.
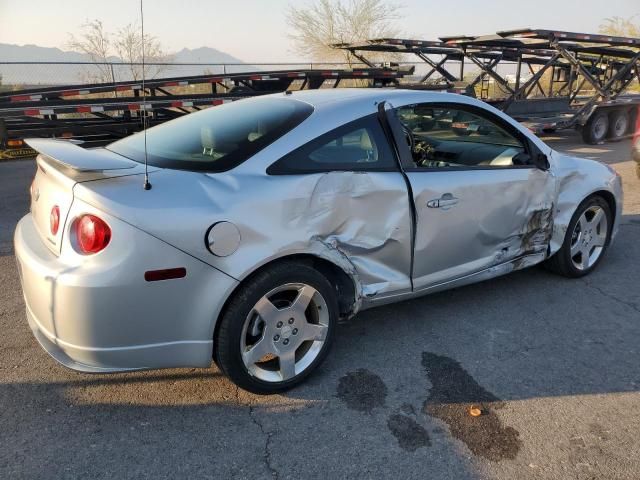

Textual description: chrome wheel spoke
[291,285,316,314]
[301,323,328,342]
[592,233,607,247]
[578,215,589,232]
[278,351,297,381]
[253,296,279,322]
[570,240,582,257]
[590,208,604,228]
[242,336,273,366]
[581,246,591,269]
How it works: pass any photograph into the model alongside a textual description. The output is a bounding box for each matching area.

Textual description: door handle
[427,193,459,210]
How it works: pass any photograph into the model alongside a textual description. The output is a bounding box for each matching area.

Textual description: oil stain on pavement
[337,369,431,452]
[422,352,522,461]
[387,414,431,452]
[336,368,387,413]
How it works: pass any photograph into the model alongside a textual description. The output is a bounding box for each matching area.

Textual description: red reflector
[50,206,60,235]
[76,214,111,254]
[144,268,187,282]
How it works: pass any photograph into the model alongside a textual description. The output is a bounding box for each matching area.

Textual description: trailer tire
[581,111,609,145]
[607,109,630,141]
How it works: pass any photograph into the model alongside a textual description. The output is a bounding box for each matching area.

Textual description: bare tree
[113,23,172,81]
[67,20,172,83]
[286,0,404,65]
[599,16,640,38]
[67,20,115,83]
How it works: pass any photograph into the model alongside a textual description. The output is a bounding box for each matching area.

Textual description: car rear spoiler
[25,138,138,172]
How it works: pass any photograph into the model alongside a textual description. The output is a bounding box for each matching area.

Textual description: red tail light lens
[50,206,60,235]
[75,214,111,254]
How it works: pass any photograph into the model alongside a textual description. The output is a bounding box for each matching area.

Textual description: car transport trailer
[334,28,640,144]
[0,66,412,159]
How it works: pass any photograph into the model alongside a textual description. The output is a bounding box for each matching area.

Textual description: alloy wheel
[569,205,608,271]
[240,283,330,383]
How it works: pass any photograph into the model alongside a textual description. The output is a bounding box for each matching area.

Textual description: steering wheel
[401,124,415,152]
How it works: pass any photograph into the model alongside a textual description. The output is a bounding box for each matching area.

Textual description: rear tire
[215,261,338,394]
[545,196,612,278]
[607,109,630,141]
[581,111,609,145]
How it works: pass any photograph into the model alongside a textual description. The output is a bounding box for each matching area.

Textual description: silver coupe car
[15,89,622,393]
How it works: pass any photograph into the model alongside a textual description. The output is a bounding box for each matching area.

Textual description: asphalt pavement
[1,131,639,479]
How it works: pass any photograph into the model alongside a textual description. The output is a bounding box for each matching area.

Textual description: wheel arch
[550,187,619,256]
[212,253,359,347]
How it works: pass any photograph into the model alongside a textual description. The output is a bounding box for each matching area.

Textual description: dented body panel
[547,151,622,255]
[15,88,623,373]
[406,167,554,291]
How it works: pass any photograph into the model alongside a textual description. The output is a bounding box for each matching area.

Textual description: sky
[0,0,638,62]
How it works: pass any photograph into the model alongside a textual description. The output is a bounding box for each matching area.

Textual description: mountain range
[0,43,248,86]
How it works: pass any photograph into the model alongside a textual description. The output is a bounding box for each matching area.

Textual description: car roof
[277,88,455,107]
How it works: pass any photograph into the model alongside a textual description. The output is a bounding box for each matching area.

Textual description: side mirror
[513,152,549,170]
[512,152,531,166]
[533,153,550,170]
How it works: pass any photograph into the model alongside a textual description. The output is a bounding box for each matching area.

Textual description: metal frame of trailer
[335,28,640,144]
[0,66,412,157]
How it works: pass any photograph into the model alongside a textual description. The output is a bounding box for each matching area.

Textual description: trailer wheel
[581,111,609,145]
[607,109,630,141]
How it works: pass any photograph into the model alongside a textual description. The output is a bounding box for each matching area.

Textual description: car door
[267,112,414,299]
[387,101,556,291]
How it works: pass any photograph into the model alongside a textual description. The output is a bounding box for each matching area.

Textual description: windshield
[107,96,313,172]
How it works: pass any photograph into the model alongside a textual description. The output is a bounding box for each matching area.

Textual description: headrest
[360,130,373,150]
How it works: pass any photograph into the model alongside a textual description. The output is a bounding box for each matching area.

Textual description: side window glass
[396,104,526,168]
[268,115,396,174]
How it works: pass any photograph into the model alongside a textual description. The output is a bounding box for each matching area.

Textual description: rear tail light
[50,206,60,235]
[75,214,111,254]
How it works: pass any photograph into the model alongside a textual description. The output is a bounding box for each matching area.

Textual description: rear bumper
[14,211,238,372]
[24,303,213,373]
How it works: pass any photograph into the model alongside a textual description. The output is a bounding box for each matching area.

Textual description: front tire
[215,261,338,394]
[545,196,612,278]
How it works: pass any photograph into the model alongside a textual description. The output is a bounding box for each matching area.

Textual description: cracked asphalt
[1,131,639,479]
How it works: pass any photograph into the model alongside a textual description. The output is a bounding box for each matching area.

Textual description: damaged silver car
[15,89,623,393]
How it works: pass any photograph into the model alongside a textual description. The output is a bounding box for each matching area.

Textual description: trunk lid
[25,138,144,255]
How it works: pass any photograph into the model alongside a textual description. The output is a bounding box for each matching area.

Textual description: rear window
[106,97,313,172]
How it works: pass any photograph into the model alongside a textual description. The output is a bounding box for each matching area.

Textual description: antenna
[140,0,152,190]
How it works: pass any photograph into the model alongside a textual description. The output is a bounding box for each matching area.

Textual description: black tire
[607,109,630,141]
[581,111,609,145]
[215,261,338,394]
[544,196,612,278]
